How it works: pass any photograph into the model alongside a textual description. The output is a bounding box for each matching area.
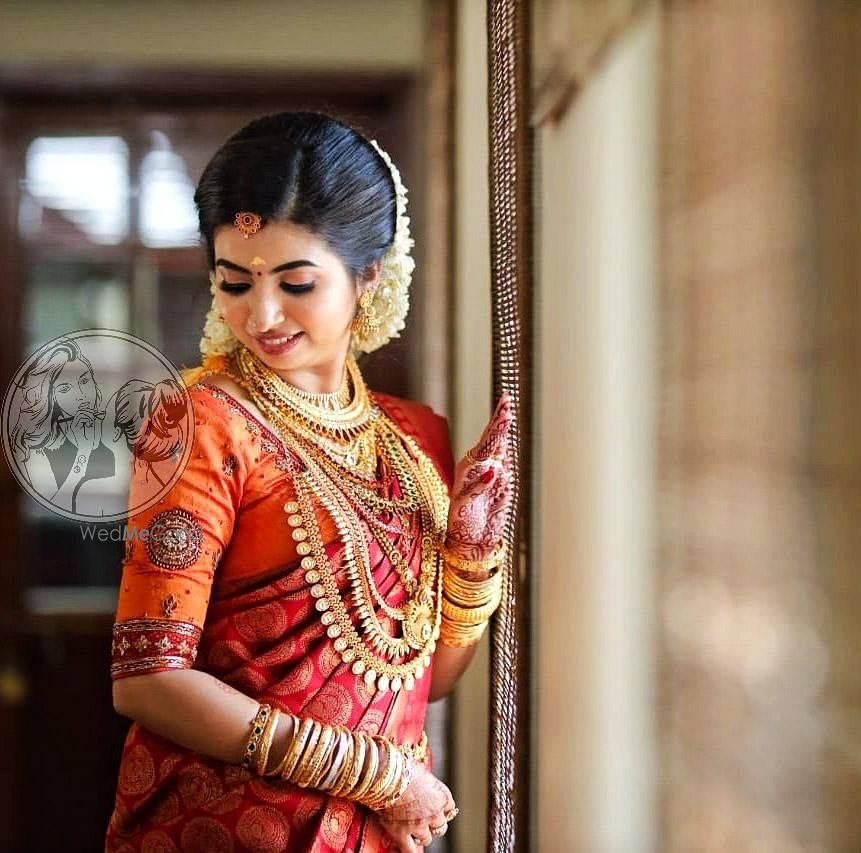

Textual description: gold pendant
[403,590,436,650]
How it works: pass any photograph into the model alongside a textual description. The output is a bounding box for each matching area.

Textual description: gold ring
[465,447,481,464]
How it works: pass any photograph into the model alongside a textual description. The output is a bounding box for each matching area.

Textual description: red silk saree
[105,381,454,852]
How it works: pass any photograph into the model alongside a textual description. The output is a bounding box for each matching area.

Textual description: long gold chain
[223,345,450,693]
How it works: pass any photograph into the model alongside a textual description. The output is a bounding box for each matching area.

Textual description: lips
[254,331,304,355]
[255,332,300,344]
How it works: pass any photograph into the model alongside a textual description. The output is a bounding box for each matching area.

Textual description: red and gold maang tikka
[234,211,263,238]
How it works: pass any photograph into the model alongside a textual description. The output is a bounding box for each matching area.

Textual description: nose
[246,288,286,334]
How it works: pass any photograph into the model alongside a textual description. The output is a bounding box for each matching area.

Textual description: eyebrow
[215,258,320,274]
[57,372,89,384]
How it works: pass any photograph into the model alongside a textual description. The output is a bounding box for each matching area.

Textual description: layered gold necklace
[224,345,450,694]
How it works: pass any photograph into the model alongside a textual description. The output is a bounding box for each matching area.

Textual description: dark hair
[194,111,397,279]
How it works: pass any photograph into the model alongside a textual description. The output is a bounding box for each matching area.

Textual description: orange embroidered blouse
[110,380,454,681]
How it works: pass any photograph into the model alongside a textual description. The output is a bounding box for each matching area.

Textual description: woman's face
[54,360,97,418]
[212,220,378,390]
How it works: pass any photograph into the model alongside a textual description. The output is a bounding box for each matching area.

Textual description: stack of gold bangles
[439,539,506,647]
[241,704,427,811]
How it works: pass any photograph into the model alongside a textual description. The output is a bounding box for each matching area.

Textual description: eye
[280,282,315,295]
[218,280,250,294]
[217,279,315,296]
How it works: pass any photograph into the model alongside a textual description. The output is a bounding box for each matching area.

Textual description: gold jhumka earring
[351,289,381,343]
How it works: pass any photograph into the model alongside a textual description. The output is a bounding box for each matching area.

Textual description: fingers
[428,824,448,843]
[405,815,448,847]
[468,394,516,466]
[458,459,497,495]
[466,459,505,495]
[409,829,432,848]
[379,818,421,853]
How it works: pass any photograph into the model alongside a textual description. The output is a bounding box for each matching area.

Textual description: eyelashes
[218,279,315,296]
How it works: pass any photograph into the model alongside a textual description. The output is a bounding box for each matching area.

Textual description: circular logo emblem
[2,329,196,522]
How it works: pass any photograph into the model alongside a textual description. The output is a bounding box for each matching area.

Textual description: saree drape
[105,381,454,853]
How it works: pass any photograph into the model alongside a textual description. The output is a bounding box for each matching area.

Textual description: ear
[356,258,383,295]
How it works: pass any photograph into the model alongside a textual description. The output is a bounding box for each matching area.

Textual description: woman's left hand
[444,393,516,562]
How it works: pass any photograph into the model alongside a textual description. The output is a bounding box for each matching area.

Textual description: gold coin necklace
[226,346,450,693]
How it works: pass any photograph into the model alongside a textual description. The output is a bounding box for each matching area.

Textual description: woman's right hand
[375,761,457,851]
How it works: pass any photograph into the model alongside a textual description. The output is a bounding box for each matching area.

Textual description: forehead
[213,220,326,262]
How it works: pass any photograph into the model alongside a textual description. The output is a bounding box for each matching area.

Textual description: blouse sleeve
[110,387,247,680]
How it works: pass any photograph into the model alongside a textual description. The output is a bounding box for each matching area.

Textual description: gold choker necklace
[275,366,352,411]
[230,346,371,436]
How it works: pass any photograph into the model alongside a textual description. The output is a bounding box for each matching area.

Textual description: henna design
[376,761,454,824]
[445,394,516,561]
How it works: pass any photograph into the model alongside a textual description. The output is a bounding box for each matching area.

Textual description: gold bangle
[382,754,413,809]
[264,713,298,777]
[440,616,489,647]
[444,564,504,606]
[350,733,380,801]
[332,731,366,798]
[241,703,272,771]
[363,738,397,808]
[328,729,356,797]
[292,720,323,787]
[441,590,502,624]
[319,727,351,791]
[302,723,338,789]
[255,708,281,776]
[279,717,314,781]
[366,738,403,809]
[440,539,507,575]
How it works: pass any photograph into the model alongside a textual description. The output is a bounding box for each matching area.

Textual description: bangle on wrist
[382,754,413,808]
[440,616,490,647]
[279,716,315,780]
[254,708,281,776]
[241,703,272,771]
[440,539,507,576]
[263,713,297,777]
[271,714,420,811]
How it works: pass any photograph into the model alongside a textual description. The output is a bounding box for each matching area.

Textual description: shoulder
[188,374,271,433]
[187,375,300,473]
[182,377,263,453]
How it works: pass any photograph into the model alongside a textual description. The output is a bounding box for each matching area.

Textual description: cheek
[298,291,355,330]
[216,295,244,325]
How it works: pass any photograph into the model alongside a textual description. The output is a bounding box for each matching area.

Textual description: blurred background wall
[529,0,861,850]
